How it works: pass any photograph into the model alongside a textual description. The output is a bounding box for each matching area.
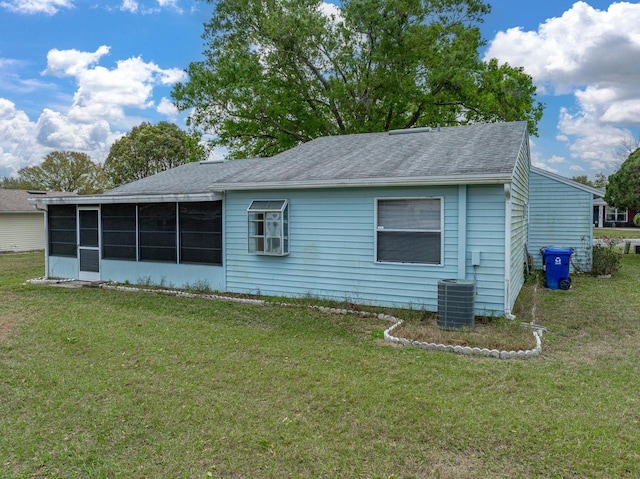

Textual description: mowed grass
[593,227,640,239]
[1,252,640,478]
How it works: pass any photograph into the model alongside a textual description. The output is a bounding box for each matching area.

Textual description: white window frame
[374,197,444,266]
[247,199,289,256]
[605,206,627,223]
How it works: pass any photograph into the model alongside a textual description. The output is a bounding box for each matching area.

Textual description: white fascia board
[28,192,222,206]
[209,173,512,192]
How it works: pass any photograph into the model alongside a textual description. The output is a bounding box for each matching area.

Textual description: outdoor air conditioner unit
[437,279,475,330]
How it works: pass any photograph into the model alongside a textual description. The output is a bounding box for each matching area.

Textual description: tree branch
[403,102,425,129]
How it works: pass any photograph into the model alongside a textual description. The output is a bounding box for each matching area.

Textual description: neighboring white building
[0,190,74,252]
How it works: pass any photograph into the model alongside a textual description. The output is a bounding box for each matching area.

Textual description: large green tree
[571,175,593,187]
[605,148,640,212]
[14,151,108,194]
[104,121,206,187]
[0,176,28,189]
[172,0,543,159]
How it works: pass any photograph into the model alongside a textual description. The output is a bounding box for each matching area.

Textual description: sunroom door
[78,207,100,281]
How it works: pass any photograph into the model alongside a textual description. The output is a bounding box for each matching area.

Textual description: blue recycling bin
[542,247,574,290]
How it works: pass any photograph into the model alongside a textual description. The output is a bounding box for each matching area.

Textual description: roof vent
[437,279,475,330]
[388,127,433,135]
[199,159,225,165]
[27,190,47,195]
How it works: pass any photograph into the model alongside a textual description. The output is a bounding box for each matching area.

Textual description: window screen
[48,205,77,257]
[376,198,441,264]
[139,203,176,262]
[179,201,222,265]
[102,204,137,261]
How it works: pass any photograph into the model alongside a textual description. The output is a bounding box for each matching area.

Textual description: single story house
[0,189,74,253]
[593,197,636,228]
[30,121,598,317]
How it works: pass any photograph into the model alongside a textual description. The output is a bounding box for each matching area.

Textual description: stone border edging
[28,279,544,359]
[26,277,75,285]
[384,319,543,359]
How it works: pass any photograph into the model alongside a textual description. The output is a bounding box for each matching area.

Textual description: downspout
[457,185,467,279]
[35,204,49,279]
[504,184,515,319]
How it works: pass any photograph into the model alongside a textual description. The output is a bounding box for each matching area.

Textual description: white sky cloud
[44,45,186,125]
[485,1,640,172]
[157,0,182,13]
[0,98,48,176]
[156,97,178,116]
[114,0,183,15]
[0,46,188,177]
[529,139,558,174]
[0,0,73,15]
[319,1,341,20]
[0,0,184,15]
[45,46,111,77]
[120,0,138,13]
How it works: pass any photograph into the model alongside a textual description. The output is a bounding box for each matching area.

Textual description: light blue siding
[507,140,531,311]
[48,256,78,279]
[465,185,506,316]
[225,186,508,314]
[529,170,593,271]
[47,255,226,289]
[101,260,225,290]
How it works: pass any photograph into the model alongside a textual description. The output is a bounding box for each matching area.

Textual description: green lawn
[1,252,640,478]
[593,227,640,239]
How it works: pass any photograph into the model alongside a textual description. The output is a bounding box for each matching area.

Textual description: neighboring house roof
[0,189,75,213]
[32,121,529,204]
[530,167,605,198]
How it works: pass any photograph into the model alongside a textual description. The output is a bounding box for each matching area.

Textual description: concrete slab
[50,280,104,289]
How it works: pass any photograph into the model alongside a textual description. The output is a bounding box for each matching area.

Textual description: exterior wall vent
[437,279,475,329]
[388,127,432,135]
[199,159,225,165]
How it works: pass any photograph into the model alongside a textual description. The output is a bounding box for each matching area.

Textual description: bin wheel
[559,278,571,290]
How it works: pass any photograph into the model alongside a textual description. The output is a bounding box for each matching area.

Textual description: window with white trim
[248,200,289,256]
[605,207,627,223]
[376,198,442,264]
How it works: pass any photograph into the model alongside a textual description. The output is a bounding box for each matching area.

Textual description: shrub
[591,244,621,277]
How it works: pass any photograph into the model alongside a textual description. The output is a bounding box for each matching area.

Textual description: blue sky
[1,0,639,181]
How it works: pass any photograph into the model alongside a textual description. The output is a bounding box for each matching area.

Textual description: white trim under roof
[208,173,513,192]
[28,192,222,206]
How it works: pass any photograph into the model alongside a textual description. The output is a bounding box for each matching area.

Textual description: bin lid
[542,247,574,255]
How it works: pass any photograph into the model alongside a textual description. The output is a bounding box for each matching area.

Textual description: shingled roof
[106,121,528,196]
[0,189,75,213]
